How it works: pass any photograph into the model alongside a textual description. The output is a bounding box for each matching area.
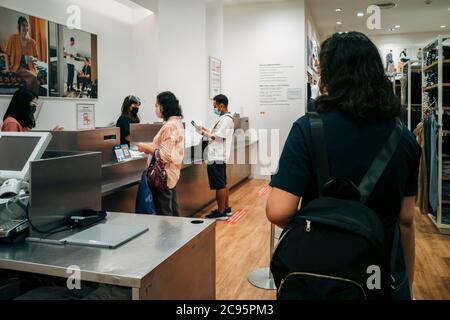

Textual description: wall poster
[209,56,222,99]
[258,63,302,108]
[0,5,98,99]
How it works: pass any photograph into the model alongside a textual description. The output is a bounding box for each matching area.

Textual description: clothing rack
[402,60,422,131]
[422,35,450,234]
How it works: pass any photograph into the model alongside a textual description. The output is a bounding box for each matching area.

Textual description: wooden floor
[197,179,450,300]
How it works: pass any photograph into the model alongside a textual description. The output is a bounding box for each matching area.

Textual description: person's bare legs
[225,188,230,210]
[217,188,227,213]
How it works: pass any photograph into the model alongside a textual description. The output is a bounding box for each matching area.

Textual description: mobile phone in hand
[191,120,201,131]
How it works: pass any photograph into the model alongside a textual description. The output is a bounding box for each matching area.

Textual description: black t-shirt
[270,110,421,247]
[116,115,139,146]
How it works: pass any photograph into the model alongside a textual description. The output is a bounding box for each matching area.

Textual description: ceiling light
[337,21,342,25]
[394,25,400,29]
[336,8,343,12]
[357,12,364,17]
[441,25,447,28]
[374,2,397,10]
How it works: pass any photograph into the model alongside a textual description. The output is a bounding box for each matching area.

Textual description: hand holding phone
[191,120,201,131]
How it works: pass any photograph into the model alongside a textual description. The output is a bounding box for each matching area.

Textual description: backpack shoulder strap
[213,113,234,130]
[308,112,330,196]
[358,118,404,204]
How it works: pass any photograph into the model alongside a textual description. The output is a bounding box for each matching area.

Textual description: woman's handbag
[146,149,168,192]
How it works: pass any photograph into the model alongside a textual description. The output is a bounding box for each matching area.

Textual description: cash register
[0,132,52,243]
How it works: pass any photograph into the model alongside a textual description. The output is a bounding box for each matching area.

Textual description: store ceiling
[306,0,450,37]
[224,0,288,4]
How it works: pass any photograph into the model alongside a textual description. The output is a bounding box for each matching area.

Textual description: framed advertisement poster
[77,103,95,130]
[209,57,222,99]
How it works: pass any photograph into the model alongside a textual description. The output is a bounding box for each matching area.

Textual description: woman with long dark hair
[116,95,141,146]
[138,91,185,216]
[2,87,38,132]
[266,32,420,299]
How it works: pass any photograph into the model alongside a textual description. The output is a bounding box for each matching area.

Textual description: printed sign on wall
[76,103,95,130]
[209,57,222,99]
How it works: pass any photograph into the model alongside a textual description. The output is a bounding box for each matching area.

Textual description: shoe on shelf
[205,210,228,221]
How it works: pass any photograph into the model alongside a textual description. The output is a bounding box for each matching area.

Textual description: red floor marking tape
[224,209,242,224]
[257,185,271,197]
[231,209,248,225]
[227,210,244,224]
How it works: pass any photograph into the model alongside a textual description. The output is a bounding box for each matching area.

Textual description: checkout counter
[44,118,254,217]
[0,132,216,300]
[0,117,254,300]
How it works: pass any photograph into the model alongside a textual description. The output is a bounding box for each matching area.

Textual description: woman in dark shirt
[267,32,420,296]
[116,95,141,146]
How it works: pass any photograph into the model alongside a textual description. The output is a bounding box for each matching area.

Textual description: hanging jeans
[424,118,432,209]
[429,115,439,214]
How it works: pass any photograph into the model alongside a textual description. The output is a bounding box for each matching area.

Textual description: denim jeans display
[442,181,450,200]
[441,206,450,224]
[423,115,439,214]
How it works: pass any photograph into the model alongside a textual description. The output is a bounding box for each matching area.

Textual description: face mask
[30,102,38,114]
[131,108,139,116]
[214,108,221,116]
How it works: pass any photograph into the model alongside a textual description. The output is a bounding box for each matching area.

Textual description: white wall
[205,0,224,128]
[370,32,440,68]
[0,0,157,130]
[130,12,159,125]
[224,0,306,177]
[157,0,207,126]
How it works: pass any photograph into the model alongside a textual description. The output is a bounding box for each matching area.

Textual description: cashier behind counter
[116,95,141,147]
[1,88,64,132]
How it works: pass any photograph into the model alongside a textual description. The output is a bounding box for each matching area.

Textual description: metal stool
[248,224,277,290]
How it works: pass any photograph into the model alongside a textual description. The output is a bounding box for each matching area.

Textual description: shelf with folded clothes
[440,206,450,225]
[423,60,450,72]
[424,83,450,92]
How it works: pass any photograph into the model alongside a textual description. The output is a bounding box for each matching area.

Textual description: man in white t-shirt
[64,37,77,92]
[199,94,235,220]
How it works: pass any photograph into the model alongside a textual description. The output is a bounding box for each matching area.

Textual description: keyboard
[0,219,28,237]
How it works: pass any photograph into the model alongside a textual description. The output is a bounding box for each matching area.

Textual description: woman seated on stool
[138,92,185,217]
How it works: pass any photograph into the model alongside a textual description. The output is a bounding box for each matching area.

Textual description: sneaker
[205,210,228,221]
[226,207,233,216]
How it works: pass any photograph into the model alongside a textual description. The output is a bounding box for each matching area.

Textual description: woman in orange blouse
[138,92,185,216]
[4,16,39,93]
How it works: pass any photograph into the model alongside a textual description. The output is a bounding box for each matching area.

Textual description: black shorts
[207,163,227,190]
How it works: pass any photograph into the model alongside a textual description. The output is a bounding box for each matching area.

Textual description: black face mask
[131,108,139,116]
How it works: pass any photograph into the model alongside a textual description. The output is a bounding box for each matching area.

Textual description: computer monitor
[0,132,52,182]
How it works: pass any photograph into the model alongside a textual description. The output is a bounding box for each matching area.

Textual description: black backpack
[270,113,404,300]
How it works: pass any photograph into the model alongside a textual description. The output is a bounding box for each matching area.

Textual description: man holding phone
[196,95,235,220]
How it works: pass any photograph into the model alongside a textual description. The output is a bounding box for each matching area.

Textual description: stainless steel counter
[0,213,216,300]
